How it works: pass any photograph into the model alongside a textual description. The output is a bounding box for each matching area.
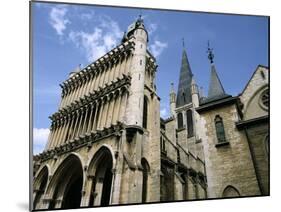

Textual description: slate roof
[176,49,193,107]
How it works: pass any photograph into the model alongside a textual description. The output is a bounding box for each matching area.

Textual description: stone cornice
[49,74,131,124]
[35,122,125,162]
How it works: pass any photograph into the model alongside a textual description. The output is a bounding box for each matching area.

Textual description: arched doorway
[88,146,114,206]
[47,154,84,209]
[222,185,240,198]
[33,166,48,210]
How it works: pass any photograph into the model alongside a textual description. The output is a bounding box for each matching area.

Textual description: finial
[170,82,175,92]
[182,38,185,48]
[207,40,214,64]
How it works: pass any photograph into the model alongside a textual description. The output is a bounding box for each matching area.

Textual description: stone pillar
[45,127,54,150]
[112,91,122,124]
[86,103,94,133]
[96,99,105,130]
[76,108,84,138]
[81,106,89,135]
[71,111,80,140]
[119,90,128,123]
[107,95,116,127]
[94,69,101,91]
[60,115,71,144]
[67,112,76,142]
[51,121,61,148]
[92,102,100,132]
[101,97,109,129]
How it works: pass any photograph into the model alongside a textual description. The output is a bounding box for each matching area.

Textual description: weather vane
[207,40,214,64]
[182,38,185,48]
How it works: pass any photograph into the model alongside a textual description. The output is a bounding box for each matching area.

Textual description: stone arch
[244,85,268,118]
[141,158,150,203]
[33,165,49,210]
[45,153,84,209]
[87,145,115,206]
[222,185,240,198]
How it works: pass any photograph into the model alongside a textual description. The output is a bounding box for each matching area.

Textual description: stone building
[32,16,269,210]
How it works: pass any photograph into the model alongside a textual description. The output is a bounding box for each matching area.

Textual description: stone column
[81,106,89,135]
[101,97,110,129]
[71,111,80,140]
[86,103,94,134]
[76,108,84,138]
[117,54,125,78]
[119,90,128,123]
[94,70,101,91]
[106,95,115,127]
[92,102,100,132]
[67,112,75,142]
[60,115,71,144]
[100,66,107,88]
[110,60,117,82]
[95,67,102,90]
[79,72,88,97]
[96,98,105,130]
[112,91,121,124]
[56,118,66,146]
[90,72,97,93]
[45,127,54,150]
[86,73,93,95]
[52,120,62,148]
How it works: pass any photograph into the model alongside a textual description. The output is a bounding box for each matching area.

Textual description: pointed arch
[222,185,240,198]
[45,153,84,209]
[87,145,115,206]
[177,112,183,129]
[33,165,49,209]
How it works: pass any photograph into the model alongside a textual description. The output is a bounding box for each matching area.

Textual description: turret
[170,82,176,117]
[191,77,199,107]
[125,16,148,127]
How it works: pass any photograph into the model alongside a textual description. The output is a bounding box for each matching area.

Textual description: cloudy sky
[32,2,268,154]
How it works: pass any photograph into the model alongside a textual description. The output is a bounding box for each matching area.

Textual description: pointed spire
[208,65,226,98]
[204,42,230,103]
[176,39,194,107]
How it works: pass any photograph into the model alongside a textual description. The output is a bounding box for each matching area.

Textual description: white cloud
[68,16,123,62]
[33,128,50,155]
[49,6,70,36]
[150,40,168,58]
[147,23,158,35]
[160,108,168,118]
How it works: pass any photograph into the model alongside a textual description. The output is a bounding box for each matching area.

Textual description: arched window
[141,158,150,203]
[177,113,183,129]
[143,96,148,129]
[222,185,240,197]
[215,115,226,143]
[186,109,194,137]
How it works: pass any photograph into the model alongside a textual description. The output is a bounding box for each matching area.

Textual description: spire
[204,42,230,103]
[176,40,193,107]
[208,65,226,98]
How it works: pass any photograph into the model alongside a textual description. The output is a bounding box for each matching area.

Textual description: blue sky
[32,2,268,154]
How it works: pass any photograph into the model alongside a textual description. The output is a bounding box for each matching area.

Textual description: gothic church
[33,16,269,210]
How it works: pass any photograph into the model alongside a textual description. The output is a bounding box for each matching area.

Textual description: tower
[125,15,148,127]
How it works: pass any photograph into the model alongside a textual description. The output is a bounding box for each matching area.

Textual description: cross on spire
[207,40,214,64]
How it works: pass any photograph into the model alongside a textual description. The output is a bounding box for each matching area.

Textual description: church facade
[32,17,269,210]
